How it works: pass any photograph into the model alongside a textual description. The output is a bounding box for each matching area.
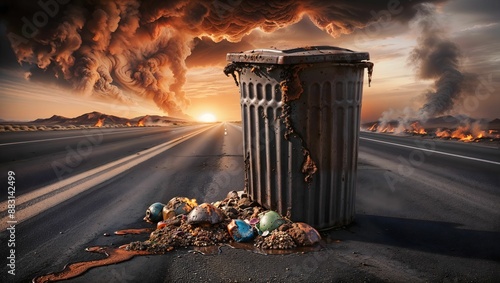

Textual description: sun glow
[198,113,217,123]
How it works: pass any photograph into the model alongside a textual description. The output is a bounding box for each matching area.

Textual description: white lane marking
[0,125,216,230]
[360,137,500,166]
[0,128,166,146]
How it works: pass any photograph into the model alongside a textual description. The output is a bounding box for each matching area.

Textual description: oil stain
[32,246,154,283]
[33,229,329,282]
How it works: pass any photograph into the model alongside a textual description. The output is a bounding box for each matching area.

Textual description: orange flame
[460,134,474,142]
[435,128,451,138]
[365,121,497,143]
[126,122,131,127]
[367,123,378,131]
[441,122,493,142]
[94,117,105,127]
[380,125,395,133]
[137,115,148,127]
[366,123,395,133]
[408,122,427,135]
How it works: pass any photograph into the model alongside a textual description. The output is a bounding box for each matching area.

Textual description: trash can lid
[226,46,369,64]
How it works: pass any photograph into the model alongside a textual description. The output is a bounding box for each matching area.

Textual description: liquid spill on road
[114,228,153,235]
[32,236,329,282]
[32,246,155,283]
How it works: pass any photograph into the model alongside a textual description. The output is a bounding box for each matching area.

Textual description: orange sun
[198,113,217,123]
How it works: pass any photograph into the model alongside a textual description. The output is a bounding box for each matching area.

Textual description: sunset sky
[0,0,498,123]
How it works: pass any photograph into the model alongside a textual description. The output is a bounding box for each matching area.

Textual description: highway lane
[355,131,500,281]
[0,125,209,200]
[359,131,500,193]
[0,125,499,282]
[0,123,245,282]
[358,131,500,229]
[360,131,500,164]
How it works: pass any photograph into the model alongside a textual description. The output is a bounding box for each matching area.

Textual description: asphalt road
[0,125,209,200]
[358,131,500,216]
[1,125,499,282]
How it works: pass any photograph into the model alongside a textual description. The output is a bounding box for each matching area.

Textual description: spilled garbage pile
[125,191,321,253]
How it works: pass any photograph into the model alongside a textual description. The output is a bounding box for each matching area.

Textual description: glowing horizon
[0,1,498,123]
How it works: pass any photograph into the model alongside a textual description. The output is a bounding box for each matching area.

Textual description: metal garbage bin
[224,46,373,229]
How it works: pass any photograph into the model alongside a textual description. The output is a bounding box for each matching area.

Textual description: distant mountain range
[1,113,498,129]
[29,111,190,126]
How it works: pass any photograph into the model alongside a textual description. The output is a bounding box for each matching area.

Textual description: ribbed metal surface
[239,62,366,229]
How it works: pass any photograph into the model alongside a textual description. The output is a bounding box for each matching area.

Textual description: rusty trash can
[224,46,373,229]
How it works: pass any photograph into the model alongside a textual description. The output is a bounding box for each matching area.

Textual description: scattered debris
[160,197,198,224]
[144,202,166,223]
[165,197,198,218]
[254,230,297,250]
[187,203,226,225]
[287,222,322,246]
[256,211,286,235]
[33,192,324,282]
[126,192,321,253]
[126,220,231,253]
[228,219,256,242]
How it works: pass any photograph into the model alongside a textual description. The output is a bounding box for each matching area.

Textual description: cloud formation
[2,0,446,117]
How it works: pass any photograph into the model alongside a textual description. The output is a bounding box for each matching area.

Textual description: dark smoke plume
[2,0,445,117]
[410,4,476,120]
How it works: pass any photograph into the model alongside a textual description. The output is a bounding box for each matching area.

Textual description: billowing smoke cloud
[410,4,476,120]
[2,0,445,117]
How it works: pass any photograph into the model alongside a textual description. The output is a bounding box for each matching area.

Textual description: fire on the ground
[365,121,500,143]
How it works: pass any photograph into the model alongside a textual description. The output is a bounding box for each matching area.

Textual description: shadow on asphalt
[333,214,500,261]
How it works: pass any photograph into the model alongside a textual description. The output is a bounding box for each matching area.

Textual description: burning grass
[435,125,498,142]
[364,120,500,143]
[93,118,106,127]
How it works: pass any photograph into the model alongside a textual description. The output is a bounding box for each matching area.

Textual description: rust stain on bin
[301,149,318,183]
[278,64,318,184]
[279,65,305,102]
[225,46,373,229]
